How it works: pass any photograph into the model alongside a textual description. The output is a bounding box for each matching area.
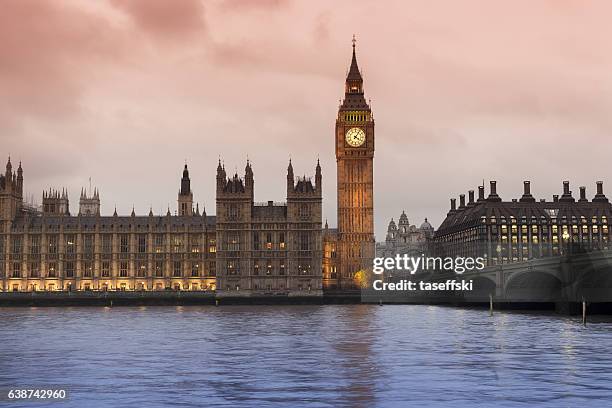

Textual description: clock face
[345,127,366,147]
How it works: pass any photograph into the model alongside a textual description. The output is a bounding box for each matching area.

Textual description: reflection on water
[0,305,611,407]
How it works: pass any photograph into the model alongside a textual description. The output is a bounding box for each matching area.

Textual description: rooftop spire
[346,34,362,84]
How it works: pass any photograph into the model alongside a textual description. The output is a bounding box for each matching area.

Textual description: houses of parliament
[0,41,376,295]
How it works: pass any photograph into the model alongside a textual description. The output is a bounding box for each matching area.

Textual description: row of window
[226,260,313,276]
[225,283,314,291]
[485,215,609,224]
[223,232,311,251]
[0,235,217,255]
[1,261,216,279]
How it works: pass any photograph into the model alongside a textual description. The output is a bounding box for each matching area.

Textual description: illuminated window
[48,262,57,278]
[279,233,285,249]
[265,233,273,250]
[190,235,200,253]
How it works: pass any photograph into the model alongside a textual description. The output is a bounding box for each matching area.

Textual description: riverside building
[434,180,612,264]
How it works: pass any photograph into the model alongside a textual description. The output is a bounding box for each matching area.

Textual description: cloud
[0,0,130,129]
[220,0,289,11]
[110,0,206,39]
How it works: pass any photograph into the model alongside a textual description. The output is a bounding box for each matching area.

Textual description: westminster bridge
[447,249,612,304]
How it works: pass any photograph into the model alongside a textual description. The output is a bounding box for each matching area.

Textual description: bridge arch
[505,270,562,301]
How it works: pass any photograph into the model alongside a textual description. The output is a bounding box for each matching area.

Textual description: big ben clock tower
[335,37,375,289]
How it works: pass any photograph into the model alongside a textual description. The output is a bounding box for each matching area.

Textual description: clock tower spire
[334,37,375,289]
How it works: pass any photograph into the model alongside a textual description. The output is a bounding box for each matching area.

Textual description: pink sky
[2,0,612,239]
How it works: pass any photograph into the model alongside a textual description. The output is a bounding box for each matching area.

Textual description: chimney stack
[450,198,456,212]
[553,194,559,203]
[520,180,535,203]
[477,185,485,202]
[487,180,501,202]
[468,190,475,206]
[560,180,575,202]
[579,186,587,202]
[459,194,466,209]
[593,181,609,203]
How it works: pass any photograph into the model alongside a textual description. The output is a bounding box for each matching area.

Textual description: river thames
[1,305,611,407]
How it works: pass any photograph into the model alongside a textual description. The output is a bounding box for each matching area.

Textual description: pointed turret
[178,163,194,216]
[216,158,227,194]
[180,164,191,196]
[5,156,12,179]
[287,159,294,192]
[16,161,23,196]
[245,159,254,194]
[315,158,322,194]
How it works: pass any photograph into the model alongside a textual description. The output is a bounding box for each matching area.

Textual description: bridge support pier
[554,301,581,315]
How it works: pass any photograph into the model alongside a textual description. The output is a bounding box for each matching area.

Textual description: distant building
[376,211,434,258]
[434,181,612,264]
[79,187,100,216]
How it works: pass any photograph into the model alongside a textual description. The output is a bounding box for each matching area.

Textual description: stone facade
[215,160,323,296]
[376,211,434,258]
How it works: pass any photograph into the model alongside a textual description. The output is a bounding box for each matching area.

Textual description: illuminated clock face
[345,127,366,147]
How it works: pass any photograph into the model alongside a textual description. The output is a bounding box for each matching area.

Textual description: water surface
[0,305,610,407]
